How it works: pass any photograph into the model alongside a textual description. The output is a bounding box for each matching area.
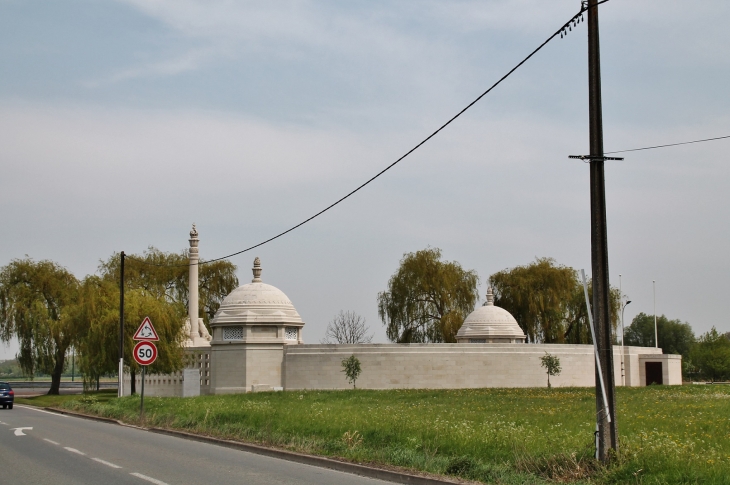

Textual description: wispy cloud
[83,48,211,87]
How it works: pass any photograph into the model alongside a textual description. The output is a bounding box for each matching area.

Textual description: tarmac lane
[0,408,140,485]
[0,406,392,485]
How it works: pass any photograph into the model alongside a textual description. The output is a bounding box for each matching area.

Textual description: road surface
[0,405,392,485]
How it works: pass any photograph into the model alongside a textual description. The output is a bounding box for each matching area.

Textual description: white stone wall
[209,343,284,394]
[123,371,183,397]
[209,344,248,394]
[123,347,211,397]
[246,346,285,389]
[283,344,671,390]
[124,343,681,396]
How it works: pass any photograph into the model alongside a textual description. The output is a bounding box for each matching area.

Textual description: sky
[1,0,729,359]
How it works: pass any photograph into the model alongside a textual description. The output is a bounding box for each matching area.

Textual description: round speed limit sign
[133,341,158,366]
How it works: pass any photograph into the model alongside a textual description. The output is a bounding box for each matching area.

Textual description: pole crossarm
[569,155,624,161]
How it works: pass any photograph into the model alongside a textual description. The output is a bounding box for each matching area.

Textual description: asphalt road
[0,405,392,485]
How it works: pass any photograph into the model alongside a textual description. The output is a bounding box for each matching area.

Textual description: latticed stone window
[223,326,244,341]
[285,327,298,341]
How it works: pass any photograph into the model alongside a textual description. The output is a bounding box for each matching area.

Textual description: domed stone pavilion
[209,257,305,393]
[210,257,304,344]
[456,287,526,343]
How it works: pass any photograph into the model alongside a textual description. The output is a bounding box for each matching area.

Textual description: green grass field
[30,386,730,484]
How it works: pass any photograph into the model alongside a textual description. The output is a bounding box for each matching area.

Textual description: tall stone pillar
[189,224,200,342]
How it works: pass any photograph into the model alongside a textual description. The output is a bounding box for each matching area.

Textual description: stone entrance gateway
[645,361,663,386]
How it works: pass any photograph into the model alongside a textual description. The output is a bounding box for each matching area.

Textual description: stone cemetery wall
[283,343,668,390]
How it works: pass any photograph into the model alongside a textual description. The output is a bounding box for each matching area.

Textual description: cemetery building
[125,227,682,397]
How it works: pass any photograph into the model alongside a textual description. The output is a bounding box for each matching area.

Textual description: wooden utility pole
[118,251,125,398]
[587,0,618,459]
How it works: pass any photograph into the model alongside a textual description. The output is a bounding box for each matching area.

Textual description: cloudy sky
[1,0,729,359]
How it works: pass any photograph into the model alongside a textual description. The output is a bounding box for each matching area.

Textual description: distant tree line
[0,248,237,394]
[0,357,79,379]
[623,314,730,381]
[0,359,23,377]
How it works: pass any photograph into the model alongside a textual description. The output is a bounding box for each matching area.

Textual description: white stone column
[189,224,200,342]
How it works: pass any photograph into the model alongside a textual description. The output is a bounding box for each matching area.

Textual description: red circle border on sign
[133,340,158,366]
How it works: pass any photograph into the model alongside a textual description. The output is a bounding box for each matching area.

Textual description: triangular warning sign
[133,316,159,341]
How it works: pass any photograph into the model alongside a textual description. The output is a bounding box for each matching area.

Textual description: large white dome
[210,258,303,326]
[456,287,526,343]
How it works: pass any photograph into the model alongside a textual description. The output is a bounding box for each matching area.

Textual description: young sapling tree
[341,354,362,389]
[540,352,561,388]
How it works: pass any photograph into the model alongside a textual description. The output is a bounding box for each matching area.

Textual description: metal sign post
[133,317,159,419]
[141,366,145,417]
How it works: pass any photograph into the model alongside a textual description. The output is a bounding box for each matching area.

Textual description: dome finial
[486,287,494,306]
[252,257,262,282]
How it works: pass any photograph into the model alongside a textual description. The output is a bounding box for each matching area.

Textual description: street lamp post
[619,274,631,387]
[619,274,623,385]
[621,300,631,386]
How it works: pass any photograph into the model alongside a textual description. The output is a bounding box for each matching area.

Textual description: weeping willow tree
[490,258,619,344]
[92,247,237,393]
[378,248,479,343]
[0,258,79,394]
[98,247,238,329]
[563,279,621,344]
[72,276,118,390]
[73,275,191,393]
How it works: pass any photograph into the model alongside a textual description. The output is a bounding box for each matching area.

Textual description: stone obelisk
[189,224,200,344]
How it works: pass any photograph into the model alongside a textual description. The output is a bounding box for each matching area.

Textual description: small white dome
[456,287,526,343]
[211,258,304,326]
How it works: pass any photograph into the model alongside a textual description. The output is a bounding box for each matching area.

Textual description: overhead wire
[604,134,730,155]
[126,2,604,268]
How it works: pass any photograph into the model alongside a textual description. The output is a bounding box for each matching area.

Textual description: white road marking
[15,405,67,417]
[11,427,32,436]
[130,472,169,485]
[92,457,122,469]
[0,421,7,425]
[43,438,60,445]
[64,447,86,455]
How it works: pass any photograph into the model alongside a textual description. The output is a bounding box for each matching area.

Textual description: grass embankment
[15,390,116,408]
[31,386,729,484]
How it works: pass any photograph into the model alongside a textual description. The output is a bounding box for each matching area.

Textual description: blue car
[0,382,14,409]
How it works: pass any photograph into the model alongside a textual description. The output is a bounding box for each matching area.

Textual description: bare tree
[321,311,373,344]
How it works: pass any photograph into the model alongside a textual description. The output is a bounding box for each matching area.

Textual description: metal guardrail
[1,381,117,389]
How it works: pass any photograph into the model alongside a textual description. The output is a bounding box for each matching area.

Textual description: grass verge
[15,389,117,408]
[52,386,730,484]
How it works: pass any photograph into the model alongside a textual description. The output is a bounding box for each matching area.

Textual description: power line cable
[605,134,730,155]
[126,2,604,268]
